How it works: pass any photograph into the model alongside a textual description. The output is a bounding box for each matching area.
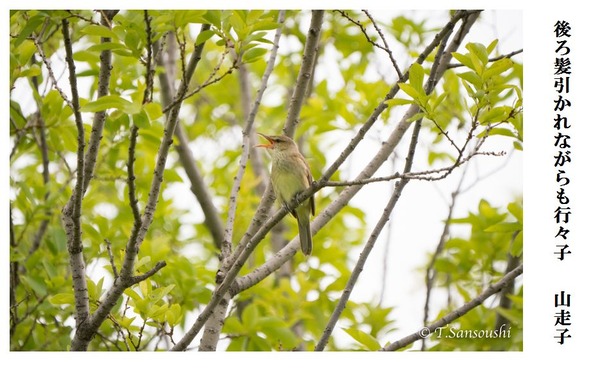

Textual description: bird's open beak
[255,133,275,148]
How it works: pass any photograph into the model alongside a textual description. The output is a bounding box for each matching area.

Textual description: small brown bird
[256,133,315,255]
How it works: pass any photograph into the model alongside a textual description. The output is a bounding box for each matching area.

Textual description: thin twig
[142,10,154,104]
[314,177,407,350]
[126,123,142,228]
[362,10,403,79]
[383,263,523,351]
[320,10,470,184]
[336,10,402,79]
[129,261,168,284]
[446,48,523,69]
[315,95,424,350]
[421,165,468,350]
[162,29,236,114]
[104,239,118,278]
[32,35,72,107]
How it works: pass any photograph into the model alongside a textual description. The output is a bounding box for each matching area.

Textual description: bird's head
[255,133,298,154]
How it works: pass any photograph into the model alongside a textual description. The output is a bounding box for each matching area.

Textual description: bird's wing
[304,160,315,216]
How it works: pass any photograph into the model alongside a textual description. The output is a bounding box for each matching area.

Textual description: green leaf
[242,304,259,330]
[195,29,216,46]
[49,293,75,305]
[507,202,523,223]
[486,39,499,54]
[87,42,133,56]
[124,287,142,302]
[386,98,414,107]
[431,92,448,111]
[513,140,523,151]
[484,222,521,233]
[242,47,267,63]
[13,12,45,46]
[147,284,175,304]
[120,316,135,328]
[496,307,521,324]
[80,24,119,40]
[174,10,207,28]
[399,83,421,101]
[165,304,182,327]
[477,127,516,139]
[483,58,513,80]
[16,40,37,66]
[147,303,169,319]
[21,275,47,296]
[81,95,140,114]
[452,52,474,70]
[343,328,381,351]
[87,277,104,302]
[144,102,163,120]
[479,106,509,124]
[133,109,151,129]
[230,11,247,38]
[250,21,281,31]
[222,316,245,334]
[467,42,489,66]
[457,71,482,88]
[511,231,523,257]
[408,62,425,94]
[19,64,41,78]
[200,10,222,28]
[124,31,141,53]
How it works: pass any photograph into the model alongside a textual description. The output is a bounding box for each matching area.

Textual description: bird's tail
[297,215,312,256]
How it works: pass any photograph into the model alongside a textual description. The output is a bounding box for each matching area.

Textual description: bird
[255,133,315,255]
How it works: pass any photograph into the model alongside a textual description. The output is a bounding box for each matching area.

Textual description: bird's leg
[282,201,296,218]
[292,192,303,206]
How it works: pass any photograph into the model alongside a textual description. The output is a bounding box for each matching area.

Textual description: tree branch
[126,11,154,240]
[494,232,522,333]
[156,29,225,248]
[60,17,90,331]
[382,263,523,351]
[421,165,468,350]
[59,12,119,351]
[283,10,324,138]
[81,10,118,191]
[32,35,71,107]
